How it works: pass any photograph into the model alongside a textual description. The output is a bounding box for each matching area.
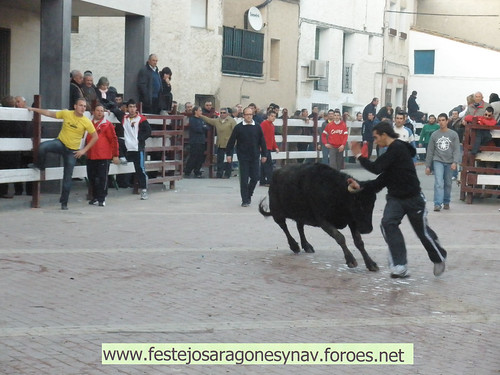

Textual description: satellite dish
[247,7,263,31]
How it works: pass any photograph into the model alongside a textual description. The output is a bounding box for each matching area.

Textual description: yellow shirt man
[56,110,96,150]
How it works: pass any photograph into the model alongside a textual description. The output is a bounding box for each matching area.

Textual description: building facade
[408,0,500,116]
[0,0,151,109]
[295,0,416,116]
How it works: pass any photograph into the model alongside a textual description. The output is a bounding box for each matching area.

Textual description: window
[222,26,264,77]
[414,50,435,74]
[342,63,353,94]
[270,39,280,80]
[71,17,79,33]
[191,0,207,28]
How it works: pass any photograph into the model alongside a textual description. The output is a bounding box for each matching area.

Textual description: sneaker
[61,203,68,210]
[140,189,148,200]
[241,202,250,207]
[433,261,445,277]
[98,201,105,207]
[119,157,128,165]
[443,204,450,210]
[88,198,98,205]
[390,264,409,278]
[434,205,442,212]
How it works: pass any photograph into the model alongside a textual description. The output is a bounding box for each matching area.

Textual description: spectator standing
[393,112,416,162]
[184,106,207,178]
[418,114,440,160]
[0,96,23,198]
[202,101,216,118]
[259,111,280,186]
[69,70,84,110]
[362,112,379,159]
[137,54,162,114]
[425,113,461,211]
[362,97,379,121]
[226,107,267,207]
[317,110,334,165]
[28,98,98,209]
[200,107,236,178]
[81,71,97,111]
[321,109,348,170]
[350,121,447,278]
[117,99,151,200]
[86,103,120,206]
[159,67,173,113]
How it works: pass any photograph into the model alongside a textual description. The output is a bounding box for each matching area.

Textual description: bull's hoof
[346,259,358,268]
[289,243,301,253]
[366,261,379,272]
[303,244,315,253]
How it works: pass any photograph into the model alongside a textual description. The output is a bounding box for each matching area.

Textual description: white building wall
[71,17,125,93]
[409,30,500,116]
[297,0,386,114]
[0,5,40,101]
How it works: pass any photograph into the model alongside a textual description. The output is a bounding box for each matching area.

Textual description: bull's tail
[258,197,272,217]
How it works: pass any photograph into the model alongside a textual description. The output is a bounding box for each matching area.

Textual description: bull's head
[349,186,376,234]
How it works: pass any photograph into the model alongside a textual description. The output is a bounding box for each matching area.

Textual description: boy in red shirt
[260,111,280,186]
[321,109,348,170]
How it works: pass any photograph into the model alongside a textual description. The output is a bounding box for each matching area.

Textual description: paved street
[1,163,499,374]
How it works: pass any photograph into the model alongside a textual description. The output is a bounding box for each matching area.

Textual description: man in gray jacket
[425,113,461,211]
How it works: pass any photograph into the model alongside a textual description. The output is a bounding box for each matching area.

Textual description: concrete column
[124,15,150,102]
[40,0,72,110]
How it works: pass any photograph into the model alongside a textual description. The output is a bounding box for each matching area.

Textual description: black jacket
[226,123,267,161]
[359,140,421,199]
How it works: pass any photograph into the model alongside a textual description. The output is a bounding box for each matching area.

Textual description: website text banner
[102,343,414,365]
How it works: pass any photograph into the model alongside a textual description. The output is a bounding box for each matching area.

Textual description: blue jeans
[433,160,452,206]
[38,139,78,205]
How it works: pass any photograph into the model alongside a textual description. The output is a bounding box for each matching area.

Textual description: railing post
[282,109,288,165]
[312,112,319,161]
[31,95,41,208]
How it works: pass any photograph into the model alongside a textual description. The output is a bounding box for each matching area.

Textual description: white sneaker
[433,261,445,277]
[390,264,409,278]
[140,189,148,200]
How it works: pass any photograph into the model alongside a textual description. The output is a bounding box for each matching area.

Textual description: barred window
[222,26,264,77]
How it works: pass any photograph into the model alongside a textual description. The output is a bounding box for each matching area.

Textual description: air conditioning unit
[399,31,407,40]
[388,28,397,37]
[308,60,327,78]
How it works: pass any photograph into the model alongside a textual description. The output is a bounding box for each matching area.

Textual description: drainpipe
[256,0,273,9]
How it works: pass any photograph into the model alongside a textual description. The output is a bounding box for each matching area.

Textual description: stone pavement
[1,163,499,374]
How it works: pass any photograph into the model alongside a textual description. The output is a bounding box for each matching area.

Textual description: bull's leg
[296,222,315,253]
[274,217,300,253]
[349,225,379,272]
[319,222,358,268]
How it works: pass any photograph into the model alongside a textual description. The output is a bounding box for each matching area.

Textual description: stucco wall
[408,30,500,116]
[220,0,299,111]
[71,17,125,93]
[0,5,40,102]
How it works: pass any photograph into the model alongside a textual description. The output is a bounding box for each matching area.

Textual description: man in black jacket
[137,54,162,114]
[362,97,379,121]
[226,107,267,207]
[349,121,447,278]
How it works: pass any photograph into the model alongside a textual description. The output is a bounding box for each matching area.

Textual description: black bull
[259,163,379,271]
